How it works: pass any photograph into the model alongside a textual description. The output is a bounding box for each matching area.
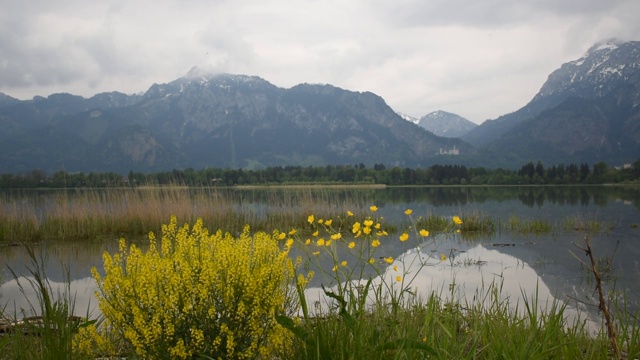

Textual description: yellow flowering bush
[88,216,298,360]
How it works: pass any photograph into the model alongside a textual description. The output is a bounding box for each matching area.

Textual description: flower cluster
[83,216,298,359]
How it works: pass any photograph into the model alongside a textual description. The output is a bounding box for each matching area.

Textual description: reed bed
[0,187,621,245]
[0,187,376,243]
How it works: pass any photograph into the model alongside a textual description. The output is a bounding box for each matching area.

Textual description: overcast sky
[1,0,639,124]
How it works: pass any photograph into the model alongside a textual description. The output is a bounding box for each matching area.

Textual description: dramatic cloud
[1,0,639,123]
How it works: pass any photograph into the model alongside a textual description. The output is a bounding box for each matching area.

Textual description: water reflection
[0,276,98,318]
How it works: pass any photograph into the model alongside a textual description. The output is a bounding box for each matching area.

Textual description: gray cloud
[1,0,639,122]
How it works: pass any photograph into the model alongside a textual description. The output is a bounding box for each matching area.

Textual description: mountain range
[0,70,469,173]
[1,40,639,174]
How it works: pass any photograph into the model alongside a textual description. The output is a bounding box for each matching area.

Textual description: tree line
[1,159,639,189]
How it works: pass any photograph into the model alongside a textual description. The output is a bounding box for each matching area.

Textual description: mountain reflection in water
[304,243,601,334]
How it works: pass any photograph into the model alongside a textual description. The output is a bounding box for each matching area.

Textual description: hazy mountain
[463,39,640,148]
[417,111,477,138]
[0,72,472,173]
[0,92,20,108]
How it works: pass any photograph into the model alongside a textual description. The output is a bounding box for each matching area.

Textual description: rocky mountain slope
[463,40,640,148]
[465,39,640,167]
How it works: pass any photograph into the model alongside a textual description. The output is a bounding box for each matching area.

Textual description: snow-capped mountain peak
[537,40,640,98]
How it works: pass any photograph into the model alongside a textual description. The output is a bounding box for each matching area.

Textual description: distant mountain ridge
[0,72,471,173]
[417,111,477,138]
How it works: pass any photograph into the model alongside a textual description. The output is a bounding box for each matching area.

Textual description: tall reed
[0,187,376,243]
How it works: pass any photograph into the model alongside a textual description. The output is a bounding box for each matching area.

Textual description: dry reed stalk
[572,236,622,360]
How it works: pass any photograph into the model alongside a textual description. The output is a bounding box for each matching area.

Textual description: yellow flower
[348,242,355,249]
[312,230,319,237]
[278,232,286,240]
[285,239,294,247]
[288,229,297,235]
[341,260,347,267]
[352,222,361,233]
[347,211,354,216]
[453,216,463,225]
[368,258,375,265]
[313,251,320,256]
[377,230,388,236]
[332,265,338,272]
[305,239,311,245]
[419,229,429,237]
[318,219,324,224]
[363,227,372,235]
[399,233,409,242]
[440,253,447,261]
[330,233,342,240]
[364,219,374,227]
[396,276,402,282]
[325,239,332,246]
[371,239,380,247]
[393,265,398,272]
[404,209,412,215]
[370,205,378,212]
[307,215,315,224]
[374,223,381,229]
[324,219,333,226]
[383,256,393,264]
[317,239,325,246]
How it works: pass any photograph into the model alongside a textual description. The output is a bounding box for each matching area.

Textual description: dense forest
[1,159,639,189]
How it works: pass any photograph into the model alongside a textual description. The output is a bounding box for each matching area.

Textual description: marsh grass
[282,280,622,359]
[562,216,615,233]
[2,245,94,360]
[0,187,375,243]
[507,215,553,235]
[458,212,497,239]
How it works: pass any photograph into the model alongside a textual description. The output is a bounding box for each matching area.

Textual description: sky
[1,0,639,124]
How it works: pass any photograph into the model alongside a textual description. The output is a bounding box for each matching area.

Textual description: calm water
[2,185,639,332]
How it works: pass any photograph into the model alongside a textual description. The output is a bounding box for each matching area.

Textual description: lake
[1,185,639,333]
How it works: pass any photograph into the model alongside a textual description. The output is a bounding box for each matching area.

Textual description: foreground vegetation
[2,158,640,189]
[1,207,639,359]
